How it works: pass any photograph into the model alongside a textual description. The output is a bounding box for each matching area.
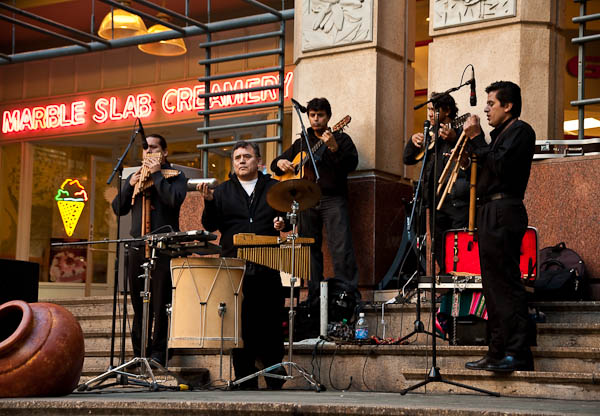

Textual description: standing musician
[403,92,469,273]
[112,134,188,366]
[199,141,288,390]
[463,81,536,372]
[271,97,360,308]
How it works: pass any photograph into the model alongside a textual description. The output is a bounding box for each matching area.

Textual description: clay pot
[0,300,85,397]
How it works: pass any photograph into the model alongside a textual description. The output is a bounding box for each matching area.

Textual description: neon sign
[2,71,294,135]
[54,178,88,237]
[2,101,86,133]
[161,72,293,114]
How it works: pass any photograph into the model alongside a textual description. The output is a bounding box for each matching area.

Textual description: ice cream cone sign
[54,179,88,237]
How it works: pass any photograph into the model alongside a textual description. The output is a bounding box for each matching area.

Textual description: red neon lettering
[262,75,278,101]
[193,85,205,110]
[137,94,152,117]
[47,105,61,128]
[19,108,34,131]
[2,110,19,133]
[284,71,293,99]
[32,107,46,130]
[222,79,245,107]
[109,97,123,121]
[177,88,194,112]
[209,83,223,109]
[162,89,177,114]
[246,77,261,103]
[72,101,86,126]
[121,95,137,119]
[93,98,109,123]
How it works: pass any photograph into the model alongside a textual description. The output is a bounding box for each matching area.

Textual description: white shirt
[238,177,258,197]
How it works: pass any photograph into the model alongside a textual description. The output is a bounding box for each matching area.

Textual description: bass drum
[169,257,246,349]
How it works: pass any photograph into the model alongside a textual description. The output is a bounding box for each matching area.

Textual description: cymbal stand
[231,200,323,391]
[78,241,183,391]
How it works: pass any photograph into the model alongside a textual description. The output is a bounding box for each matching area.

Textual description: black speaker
[0,259,39,304]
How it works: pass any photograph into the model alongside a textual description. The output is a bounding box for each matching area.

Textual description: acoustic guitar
[273,115,351,182]
[414,112,470,161]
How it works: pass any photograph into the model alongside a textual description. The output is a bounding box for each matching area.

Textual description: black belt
[477,192,521,204]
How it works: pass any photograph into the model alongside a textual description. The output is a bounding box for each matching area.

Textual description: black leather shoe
[485,355,528,373]
[465,356,500,370]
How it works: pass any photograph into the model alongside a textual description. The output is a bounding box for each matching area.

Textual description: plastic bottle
[355,312,368,340]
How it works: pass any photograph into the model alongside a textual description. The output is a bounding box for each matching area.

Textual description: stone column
[293,0,415,289]
[428,0,565,139]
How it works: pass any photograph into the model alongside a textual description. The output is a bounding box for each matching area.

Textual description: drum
[169,257,246,349]
[443,226,538,285]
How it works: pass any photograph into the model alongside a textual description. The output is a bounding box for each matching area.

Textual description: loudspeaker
[0,259,39,304]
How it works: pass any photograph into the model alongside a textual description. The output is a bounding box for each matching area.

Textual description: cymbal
[267,179,321,212]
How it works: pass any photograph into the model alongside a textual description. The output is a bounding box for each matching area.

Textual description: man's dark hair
[147,134,167,150]
[306,97,332,118]
[232,140,261,159]
[485,81,522,118]
[430,92,458,120]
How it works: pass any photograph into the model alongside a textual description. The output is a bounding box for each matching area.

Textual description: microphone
[291,98,307,113]
[469,70,477,107]
[137,118,148,150]
[423,119,430,137]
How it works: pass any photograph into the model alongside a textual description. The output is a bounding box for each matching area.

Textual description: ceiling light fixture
[98,2,147,40]
[138,12,187,57]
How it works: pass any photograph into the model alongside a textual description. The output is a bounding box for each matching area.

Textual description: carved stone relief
[433,0,517,30]
[301,0,373,52]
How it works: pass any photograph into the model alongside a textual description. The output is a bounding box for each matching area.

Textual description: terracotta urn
[0,300,85,397]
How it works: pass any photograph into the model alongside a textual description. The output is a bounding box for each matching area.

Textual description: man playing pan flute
[199,141,288,390]
[112,134,187,366]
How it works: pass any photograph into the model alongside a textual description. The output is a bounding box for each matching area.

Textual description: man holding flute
[463,81,536,372]
[112,134,188,366]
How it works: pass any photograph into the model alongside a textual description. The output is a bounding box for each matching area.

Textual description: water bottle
[355,312,368,340]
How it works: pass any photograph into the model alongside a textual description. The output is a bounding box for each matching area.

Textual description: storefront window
[29,144,113,285]
[0,144,21,260]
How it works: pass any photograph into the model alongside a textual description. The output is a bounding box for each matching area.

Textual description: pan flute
[131,152,180,204]
[233,233,314,280]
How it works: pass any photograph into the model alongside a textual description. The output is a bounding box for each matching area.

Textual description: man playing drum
[199,141,288,389]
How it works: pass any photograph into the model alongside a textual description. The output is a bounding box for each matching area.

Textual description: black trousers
[299,195,359,300]
[126,245,172,358]
[477,199,530,360]
[233,263,285,388]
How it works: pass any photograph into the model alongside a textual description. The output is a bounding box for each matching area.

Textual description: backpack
[534,242,587,301]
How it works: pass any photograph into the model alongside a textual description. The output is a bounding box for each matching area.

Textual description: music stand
[400,95,498,397]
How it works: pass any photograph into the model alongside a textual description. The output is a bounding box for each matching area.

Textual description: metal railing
[197,0,288,177]
[571,0,600,140]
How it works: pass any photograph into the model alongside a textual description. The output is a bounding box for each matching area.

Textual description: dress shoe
[484,355,529,373]
[465,356,500,370]
[265,366,287,390]
[149,352,166,367]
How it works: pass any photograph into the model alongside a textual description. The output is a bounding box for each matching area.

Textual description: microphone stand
[395,122,434,342]
[401,93,498,397]
[105,119,142,378]
[291,101,320,183]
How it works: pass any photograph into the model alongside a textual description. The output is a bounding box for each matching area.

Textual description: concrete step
[133,344,600,401]
[39,296,134,315]
[82,329,131,351]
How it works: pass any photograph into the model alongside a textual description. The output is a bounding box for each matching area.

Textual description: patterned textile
[436,290,487,339]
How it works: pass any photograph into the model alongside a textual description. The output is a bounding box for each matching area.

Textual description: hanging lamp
[138,13,187,57]
[98,3,147,40]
